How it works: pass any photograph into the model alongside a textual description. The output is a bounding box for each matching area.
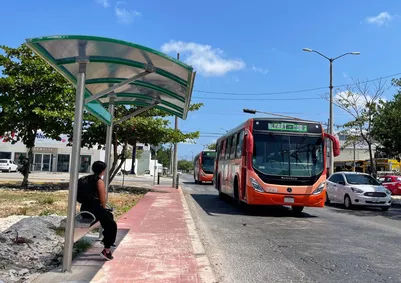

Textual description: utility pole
[353,141,356,172]
[303,48,360,176]
[172,53,180,188]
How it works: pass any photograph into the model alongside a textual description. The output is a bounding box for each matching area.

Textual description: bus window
[252,133,324,177]
[230,134,237,159]
[221,140,226,160]
[236,130,244,158]
[226,137,232,160]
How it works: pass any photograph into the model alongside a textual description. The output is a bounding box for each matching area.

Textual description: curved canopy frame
[25,35,196,124]
[25,35,197,274]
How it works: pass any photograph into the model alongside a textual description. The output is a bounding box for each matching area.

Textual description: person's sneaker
[100,249,114,261]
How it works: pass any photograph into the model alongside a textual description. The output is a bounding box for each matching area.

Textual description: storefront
[0,131,102,173]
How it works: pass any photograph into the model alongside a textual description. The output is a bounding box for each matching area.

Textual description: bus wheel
[217,177,223,199]
[234,179,240,205]
[292,206,304,215]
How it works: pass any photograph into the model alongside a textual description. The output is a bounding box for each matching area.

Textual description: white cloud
[161,40,245,76]
[365,12,393,26]
[115,2,141,25]
[252,65,269,75]
[95,0,109,8]
[342,72,348,78]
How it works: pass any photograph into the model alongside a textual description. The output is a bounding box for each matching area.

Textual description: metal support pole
[172,53,180,188]
[62,63,86,272]
[153,148,158,185]
[172,116,178,188]
[98,94,115,240]
[170,143,173,176]
[122,159,126,187]
[329,60,334,176]
[176,173,180,189]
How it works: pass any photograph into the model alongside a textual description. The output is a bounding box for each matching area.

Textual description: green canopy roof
[25,35,196,125]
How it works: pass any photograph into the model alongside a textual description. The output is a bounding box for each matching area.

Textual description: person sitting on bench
[79,161,117,260]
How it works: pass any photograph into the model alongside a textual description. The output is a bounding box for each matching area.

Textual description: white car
[0,159,19,172]
[326,172,392,211]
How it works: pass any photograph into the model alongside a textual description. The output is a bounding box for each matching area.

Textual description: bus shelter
[25,35,196,272]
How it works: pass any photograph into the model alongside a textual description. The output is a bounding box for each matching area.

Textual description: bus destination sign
[267,122,308,132]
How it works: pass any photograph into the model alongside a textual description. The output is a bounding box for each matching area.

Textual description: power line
[193,71,401,96]
[192,96,323,101]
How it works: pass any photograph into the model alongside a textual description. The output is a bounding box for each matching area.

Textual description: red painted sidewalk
[73,187,201,283]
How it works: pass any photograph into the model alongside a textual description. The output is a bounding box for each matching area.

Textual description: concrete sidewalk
[31,186,215,283]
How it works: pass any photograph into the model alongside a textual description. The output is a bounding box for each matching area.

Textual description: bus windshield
[252,133,324,177]
[201,152,215,174]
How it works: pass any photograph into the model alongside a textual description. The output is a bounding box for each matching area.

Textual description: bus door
[223,138,231,192]
[239,130,246,200]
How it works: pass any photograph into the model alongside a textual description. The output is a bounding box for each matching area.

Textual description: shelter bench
[60,211,100,242]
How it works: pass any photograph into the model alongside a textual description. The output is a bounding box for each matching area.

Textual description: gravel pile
[0,215,65,283]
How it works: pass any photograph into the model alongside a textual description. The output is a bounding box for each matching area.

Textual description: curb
[179,187,218,283]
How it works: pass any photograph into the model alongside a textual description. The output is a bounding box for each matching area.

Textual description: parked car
[380,175,401,195]
[326,172,392,211]
[0,159,19,172]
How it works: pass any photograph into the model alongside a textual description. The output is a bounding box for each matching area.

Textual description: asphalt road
[180,173,401,283]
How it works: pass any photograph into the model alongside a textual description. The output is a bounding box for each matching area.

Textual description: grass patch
[50,226,65,237]
[72,239,92,258]
[38,196,55,205]
[0,187,147,219]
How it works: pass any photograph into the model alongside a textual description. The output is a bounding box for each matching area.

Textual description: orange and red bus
[213,117,340,213]
[194,150,216,184]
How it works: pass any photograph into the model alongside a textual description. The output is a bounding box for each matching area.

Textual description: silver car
[326,172,392,211]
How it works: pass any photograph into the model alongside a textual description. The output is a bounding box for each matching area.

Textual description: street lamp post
[302,48,360,176]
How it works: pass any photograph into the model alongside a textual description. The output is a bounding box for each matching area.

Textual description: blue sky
[2,0,401,160]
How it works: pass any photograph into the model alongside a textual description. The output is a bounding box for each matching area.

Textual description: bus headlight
[312,182,325,195]
[250,177,264,192]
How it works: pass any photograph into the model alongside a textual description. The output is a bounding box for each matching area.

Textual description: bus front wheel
[292,206,304,215]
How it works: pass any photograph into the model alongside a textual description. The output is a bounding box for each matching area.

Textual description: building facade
[0,132,161,175]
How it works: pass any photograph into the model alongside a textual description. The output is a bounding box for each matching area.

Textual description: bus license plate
[284,197,294,203]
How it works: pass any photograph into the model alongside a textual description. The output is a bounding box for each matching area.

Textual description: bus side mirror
[246,131,253,154]
[324,133,340,157]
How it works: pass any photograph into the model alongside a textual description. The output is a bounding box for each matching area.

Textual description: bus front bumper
[200,173,213,182]
[247,189,325,207]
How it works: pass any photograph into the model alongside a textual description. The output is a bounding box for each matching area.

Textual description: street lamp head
[350,52,360,55]
[243,108,257,114]
[302,48,313,52]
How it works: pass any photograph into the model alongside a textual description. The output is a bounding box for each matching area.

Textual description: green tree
[178,159,192,172]
[206,143,216,150]
[372,78,401,156]
[79,104,202,183]
[0,44,74,187]
[334,78,388,177]
[155,146,172,168]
